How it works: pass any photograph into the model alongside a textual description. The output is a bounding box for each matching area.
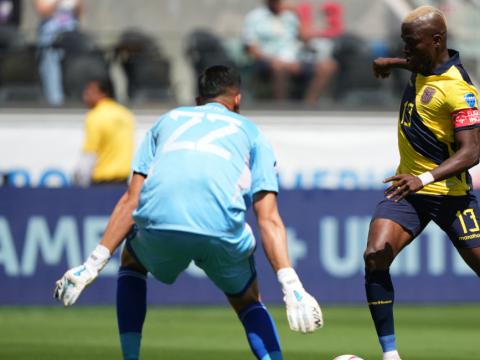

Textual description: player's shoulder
[439,66,478,100]
[424,67,476,98]
[441,65,473,84]
[437,53,475,87]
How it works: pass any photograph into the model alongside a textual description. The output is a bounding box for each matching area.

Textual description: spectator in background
[73,77,135,187]
[243,0,337,104]
[0,0,22,49]
[34,0,83,106]
[0,0,20,26]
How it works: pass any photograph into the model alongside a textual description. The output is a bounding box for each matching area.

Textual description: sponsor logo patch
[464,92,477,108]
[421,87,436,104]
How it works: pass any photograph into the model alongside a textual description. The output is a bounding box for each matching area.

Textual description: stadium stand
[0,44,42,103]
[115,29,173,103]
[54,30,110,103]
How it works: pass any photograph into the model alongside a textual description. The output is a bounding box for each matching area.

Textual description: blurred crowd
[0,0,173,107]
[3,0,475,109]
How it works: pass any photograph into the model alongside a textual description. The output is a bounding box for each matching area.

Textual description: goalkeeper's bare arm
[54,173,145,306]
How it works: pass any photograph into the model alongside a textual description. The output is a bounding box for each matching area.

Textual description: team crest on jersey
[464,93,477,108]
[420,87,436,105]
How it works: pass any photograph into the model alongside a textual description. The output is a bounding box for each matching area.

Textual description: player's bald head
[402,6,447,34]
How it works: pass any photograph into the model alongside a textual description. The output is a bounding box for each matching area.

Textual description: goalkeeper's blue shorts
[126,225,257,296]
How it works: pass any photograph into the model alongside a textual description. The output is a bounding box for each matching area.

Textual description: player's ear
[234,93,242,107]
[233,93,242,114]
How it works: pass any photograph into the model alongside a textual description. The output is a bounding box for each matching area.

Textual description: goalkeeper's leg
[200,229,282,359]
[117,246,148,360]
[228,280,283,360]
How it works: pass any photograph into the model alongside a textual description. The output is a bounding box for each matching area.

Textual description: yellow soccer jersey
[83,98,135,182]
[397,50,480,196]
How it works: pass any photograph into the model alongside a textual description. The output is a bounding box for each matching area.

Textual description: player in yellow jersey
[73,77,135,186]
[364,6,480,360]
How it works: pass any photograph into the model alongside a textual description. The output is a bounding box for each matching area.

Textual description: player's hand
[284,290,323,333]
[373,58,393,79]
[54,263,98,306]
[277,268,323,333]
[384,174,423,202]
[54,244,111,306]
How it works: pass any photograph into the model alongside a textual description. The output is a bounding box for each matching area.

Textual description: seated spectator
[72,77,135,187]
[34,0,83,106]
[243,0,337,104]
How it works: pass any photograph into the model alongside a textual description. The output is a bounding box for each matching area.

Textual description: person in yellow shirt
[73,77,135,186]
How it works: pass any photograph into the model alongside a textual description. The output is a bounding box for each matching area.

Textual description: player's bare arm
[54,173,145,306]
[253,191,290,271]
[253,191,323,332]
[99,173,145,253]
[373,58,411,79]
[385,128,480,202]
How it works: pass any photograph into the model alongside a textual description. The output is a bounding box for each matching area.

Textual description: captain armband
[452,108,480,129]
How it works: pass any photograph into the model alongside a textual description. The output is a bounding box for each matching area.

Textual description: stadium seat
[52,30,96,54]
[115,29,173,103]
[185,29,234,77]
[123,54,172,103]
[0,45,43,103]
[53,31,110,103]
[332,33,394,107]
[62,51,110,102]
[0,25,26,51]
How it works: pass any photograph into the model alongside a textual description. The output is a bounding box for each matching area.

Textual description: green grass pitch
[0,305,478,359]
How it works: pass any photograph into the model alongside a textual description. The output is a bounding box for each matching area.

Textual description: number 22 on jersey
[162,110,242,160]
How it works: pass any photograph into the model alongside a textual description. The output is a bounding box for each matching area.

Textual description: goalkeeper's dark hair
[197,65,241,99]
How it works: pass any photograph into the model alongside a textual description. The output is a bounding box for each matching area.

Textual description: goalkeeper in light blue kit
[54,65,323,360]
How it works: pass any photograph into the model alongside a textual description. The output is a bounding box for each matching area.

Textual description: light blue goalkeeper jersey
[132,102,279,238]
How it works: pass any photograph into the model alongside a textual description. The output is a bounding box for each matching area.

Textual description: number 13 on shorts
[456,208,480,234]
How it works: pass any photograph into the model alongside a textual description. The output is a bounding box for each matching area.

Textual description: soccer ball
[333,355,364,360]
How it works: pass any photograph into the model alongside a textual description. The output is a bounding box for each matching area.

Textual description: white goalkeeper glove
[277,267,323,333]
[54,244,111,306]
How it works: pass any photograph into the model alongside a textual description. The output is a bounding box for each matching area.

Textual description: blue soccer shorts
[126,224,257,297]
[372,193,480,248]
